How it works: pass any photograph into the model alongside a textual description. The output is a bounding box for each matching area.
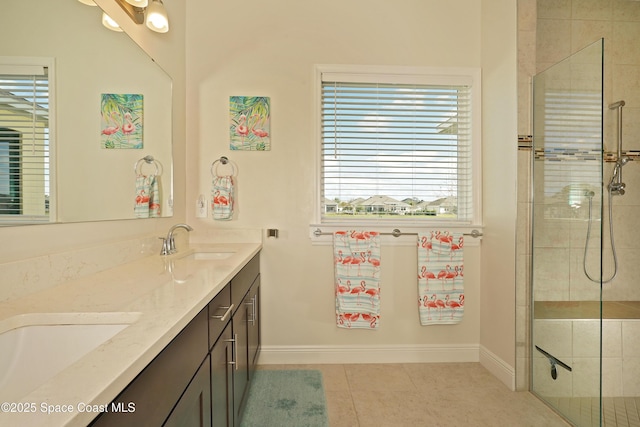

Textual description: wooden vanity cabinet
[230,255,260,426]
[90,308,209,427]
[90,253,260,427]
[164,355,212,427]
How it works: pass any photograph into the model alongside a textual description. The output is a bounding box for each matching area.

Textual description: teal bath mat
[240,370,329,427]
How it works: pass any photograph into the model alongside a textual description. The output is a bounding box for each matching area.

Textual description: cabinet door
[232,300,249,427]
[211,323,234,427]
[247,278,260,373]
[90,309,209,427]
[163,355,211,427]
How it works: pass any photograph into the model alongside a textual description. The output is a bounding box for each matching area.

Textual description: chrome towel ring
[134,155,163,176]
[211,156,237,177]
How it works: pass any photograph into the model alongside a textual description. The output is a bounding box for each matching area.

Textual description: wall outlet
[196,195,207,218]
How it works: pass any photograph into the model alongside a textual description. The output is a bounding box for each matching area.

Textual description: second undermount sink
[0,312,140,401]
[181,251,236,261]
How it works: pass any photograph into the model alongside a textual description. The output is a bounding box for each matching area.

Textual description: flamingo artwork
[101,111,120,136]
[230,97,271,150]
[250,114,269,139]
[235,114,249,139]
[100,93,143,149]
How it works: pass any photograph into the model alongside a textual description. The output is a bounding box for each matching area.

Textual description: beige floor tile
[344,363,416,392]
[257,362,576,426]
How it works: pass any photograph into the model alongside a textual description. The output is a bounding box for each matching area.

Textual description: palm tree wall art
[229,96,270,151]
[101,93,143,149]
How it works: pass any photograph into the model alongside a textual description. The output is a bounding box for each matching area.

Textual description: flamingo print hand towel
[334,231,381,329]
[211,176,234,220]
[417,231,464,325]
[134,174,160,218]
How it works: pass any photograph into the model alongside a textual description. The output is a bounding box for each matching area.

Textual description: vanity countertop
[0,242,262,427]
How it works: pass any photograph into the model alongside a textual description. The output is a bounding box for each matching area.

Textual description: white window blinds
[0,65,50,219]
[320,72,474,222]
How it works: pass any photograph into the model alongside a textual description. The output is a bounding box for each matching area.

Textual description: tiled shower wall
[517,0,640,392]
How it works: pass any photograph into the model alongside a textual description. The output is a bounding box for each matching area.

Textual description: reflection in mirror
[0,0,173,226]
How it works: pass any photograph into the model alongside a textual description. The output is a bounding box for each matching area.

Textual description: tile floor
[259,363,571,427]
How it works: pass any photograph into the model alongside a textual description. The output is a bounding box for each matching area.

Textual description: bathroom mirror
[0,0,173,225]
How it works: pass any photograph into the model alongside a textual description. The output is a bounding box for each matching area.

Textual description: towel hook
[211,156,237,177]
[134,155,162,176]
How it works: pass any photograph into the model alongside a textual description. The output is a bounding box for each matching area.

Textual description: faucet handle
[159,237,171,255]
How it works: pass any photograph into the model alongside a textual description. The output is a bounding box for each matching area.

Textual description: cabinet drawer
[231,254,260,309]
[208,283,232,349]
[91,308,208,427]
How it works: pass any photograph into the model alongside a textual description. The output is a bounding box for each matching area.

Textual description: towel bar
[313,228,483,238]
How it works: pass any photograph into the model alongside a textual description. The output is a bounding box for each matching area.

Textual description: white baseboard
[479,345,516,391]
[257,344,480,365]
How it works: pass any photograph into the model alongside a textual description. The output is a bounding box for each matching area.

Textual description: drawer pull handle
[211,304,235,322]
[233,333,238,371]
[224,337,236,367]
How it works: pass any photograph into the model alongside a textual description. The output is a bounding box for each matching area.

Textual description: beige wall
[186,0,518,383]
[480,0,519,386]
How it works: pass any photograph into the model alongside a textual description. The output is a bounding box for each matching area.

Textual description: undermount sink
[181,251,236,261]
[0,312,140,401]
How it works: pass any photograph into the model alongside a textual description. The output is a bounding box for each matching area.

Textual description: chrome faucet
[160,223,193,255]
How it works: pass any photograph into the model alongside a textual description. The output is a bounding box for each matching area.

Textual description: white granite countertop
[0,242,262,427]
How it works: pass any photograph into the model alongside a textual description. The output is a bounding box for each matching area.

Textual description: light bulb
[102,13,123,32]
[145,0,169,33]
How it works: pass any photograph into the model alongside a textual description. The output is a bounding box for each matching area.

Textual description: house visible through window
[318,66,480,224]
[0,62,50,221]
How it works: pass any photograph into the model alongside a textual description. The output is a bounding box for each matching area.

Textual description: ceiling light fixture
[145,0,169,33]
[101,13,123,32]
[124,0,148,7]
[113,0,169,33]
[79,0,169,34]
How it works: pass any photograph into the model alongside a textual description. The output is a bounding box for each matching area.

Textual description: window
[316,65,481,226]
[0,60,51,222]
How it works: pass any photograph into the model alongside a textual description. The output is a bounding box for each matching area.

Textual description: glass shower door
[531,39,604,426]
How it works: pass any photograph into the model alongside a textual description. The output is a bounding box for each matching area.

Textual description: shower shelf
[534,301,640,320]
